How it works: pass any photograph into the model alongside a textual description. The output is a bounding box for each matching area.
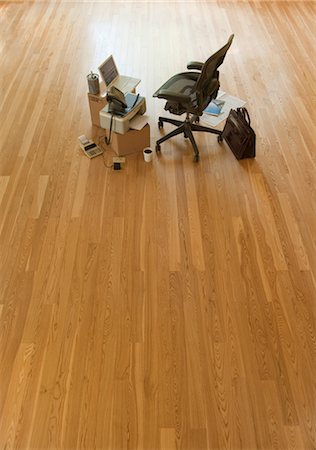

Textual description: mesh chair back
[196,35,234,112]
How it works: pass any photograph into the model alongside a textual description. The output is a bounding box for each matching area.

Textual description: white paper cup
[143,147,153,162]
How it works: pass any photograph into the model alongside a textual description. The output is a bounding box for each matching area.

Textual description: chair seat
[153,71,199,96]
[153,72,200,115]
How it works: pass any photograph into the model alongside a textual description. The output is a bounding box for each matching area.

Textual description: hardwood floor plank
[7,304,54,450]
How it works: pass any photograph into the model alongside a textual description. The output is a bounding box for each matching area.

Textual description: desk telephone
[106,87,127,115]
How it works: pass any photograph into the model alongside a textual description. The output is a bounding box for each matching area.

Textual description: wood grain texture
[0,1,316,449]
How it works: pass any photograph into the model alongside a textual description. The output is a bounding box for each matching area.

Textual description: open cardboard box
[108,124,150,156]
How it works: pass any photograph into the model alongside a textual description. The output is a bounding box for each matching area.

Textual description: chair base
[156,114,222,161]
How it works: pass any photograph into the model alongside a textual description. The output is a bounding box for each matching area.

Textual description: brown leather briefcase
[222,107,256,160]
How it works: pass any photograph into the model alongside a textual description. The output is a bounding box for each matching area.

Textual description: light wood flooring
[0,1,316,448]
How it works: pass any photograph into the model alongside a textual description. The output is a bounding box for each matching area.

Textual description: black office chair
[153,35,234,161]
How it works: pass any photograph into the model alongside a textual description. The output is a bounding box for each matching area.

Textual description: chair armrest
[156,89,191,103]
[187,61,203,71]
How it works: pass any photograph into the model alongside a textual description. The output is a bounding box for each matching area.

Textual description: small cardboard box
[88,94,108,127]
[87,82,107,127]
[109,124,150,156]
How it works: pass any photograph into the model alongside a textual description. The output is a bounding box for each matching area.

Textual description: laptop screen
[98,56,118,86]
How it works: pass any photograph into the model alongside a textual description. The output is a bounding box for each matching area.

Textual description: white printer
[99,93,146,135]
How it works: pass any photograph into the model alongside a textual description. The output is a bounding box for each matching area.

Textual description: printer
[99,93,146,135]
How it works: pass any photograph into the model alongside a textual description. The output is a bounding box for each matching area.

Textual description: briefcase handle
[237,107,251,126]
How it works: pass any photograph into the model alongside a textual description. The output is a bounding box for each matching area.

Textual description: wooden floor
[1,1,316,449]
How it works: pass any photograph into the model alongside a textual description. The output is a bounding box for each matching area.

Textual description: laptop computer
[98,55,140,94]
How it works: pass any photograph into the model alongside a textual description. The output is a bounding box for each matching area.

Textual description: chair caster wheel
[156,144,161,152]
[194,154,199,162]
[217,134,223,144]
[184,133,188,139]
[195,117,200,123]
[158,120,163,129]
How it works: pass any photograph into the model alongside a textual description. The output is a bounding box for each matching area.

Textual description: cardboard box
[87,82,107,127]
[88,94,107,127]
[109,124,150,156]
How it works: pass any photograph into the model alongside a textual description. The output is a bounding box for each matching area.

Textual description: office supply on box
[221,107,256,159]
[87,71,100,95]
[106,86,128,115]
[129,114,149,131]
[99,94,146,134]
[98,55,140,94]
[105,88,143,117]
